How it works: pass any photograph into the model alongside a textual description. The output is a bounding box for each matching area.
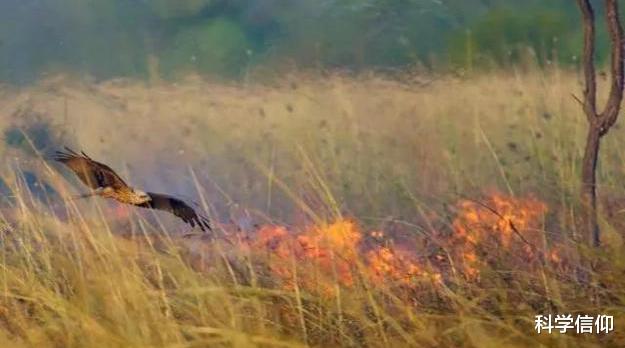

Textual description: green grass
[0,67,623,347]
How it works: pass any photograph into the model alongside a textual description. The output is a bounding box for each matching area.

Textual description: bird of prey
[54,147,211,231]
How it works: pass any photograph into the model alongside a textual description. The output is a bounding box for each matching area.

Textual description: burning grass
[241,219,429,296]
[0,69,624,346]
[448,192,549,279]
[1,179,623,347]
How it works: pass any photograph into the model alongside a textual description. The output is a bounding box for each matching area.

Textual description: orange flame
[366,247,422,285]
[449,192,548,278]
[242,219,435,296]
[243,220,361,295]
[235,192,552,294]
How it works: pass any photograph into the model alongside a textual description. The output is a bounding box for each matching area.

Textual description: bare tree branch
[599,0,625,135]
[577,0,598,122]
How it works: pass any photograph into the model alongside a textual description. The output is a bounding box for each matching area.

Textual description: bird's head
[132,189,151,204]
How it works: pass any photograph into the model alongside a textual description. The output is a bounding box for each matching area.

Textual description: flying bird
[53,147,211,231]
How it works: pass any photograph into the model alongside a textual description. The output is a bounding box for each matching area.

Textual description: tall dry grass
[0,67,623,347]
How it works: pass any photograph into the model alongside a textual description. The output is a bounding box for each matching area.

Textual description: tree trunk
[581,126,601,246]
[576,0,624,247]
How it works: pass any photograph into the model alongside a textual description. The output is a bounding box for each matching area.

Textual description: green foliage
[447,8,578,69]
[149,0,215,19]
[264,0,451,68]
[0,0,609,82]
[161,18,251,77]
[0,0,150,83]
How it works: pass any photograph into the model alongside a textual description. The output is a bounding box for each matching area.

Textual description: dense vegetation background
[0,0,599,83]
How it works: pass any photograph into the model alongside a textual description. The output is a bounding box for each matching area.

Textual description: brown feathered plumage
[136,192,211,231]
[54,147,211,231]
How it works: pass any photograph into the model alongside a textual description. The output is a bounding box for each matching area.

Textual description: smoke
[4,106,68,157]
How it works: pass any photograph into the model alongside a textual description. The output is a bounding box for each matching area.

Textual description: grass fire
[0,70,624,347]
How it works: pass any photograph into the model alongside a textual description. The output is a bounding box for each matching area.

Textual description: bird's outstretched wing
[137,192,212,232]
[54,147,129,190]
